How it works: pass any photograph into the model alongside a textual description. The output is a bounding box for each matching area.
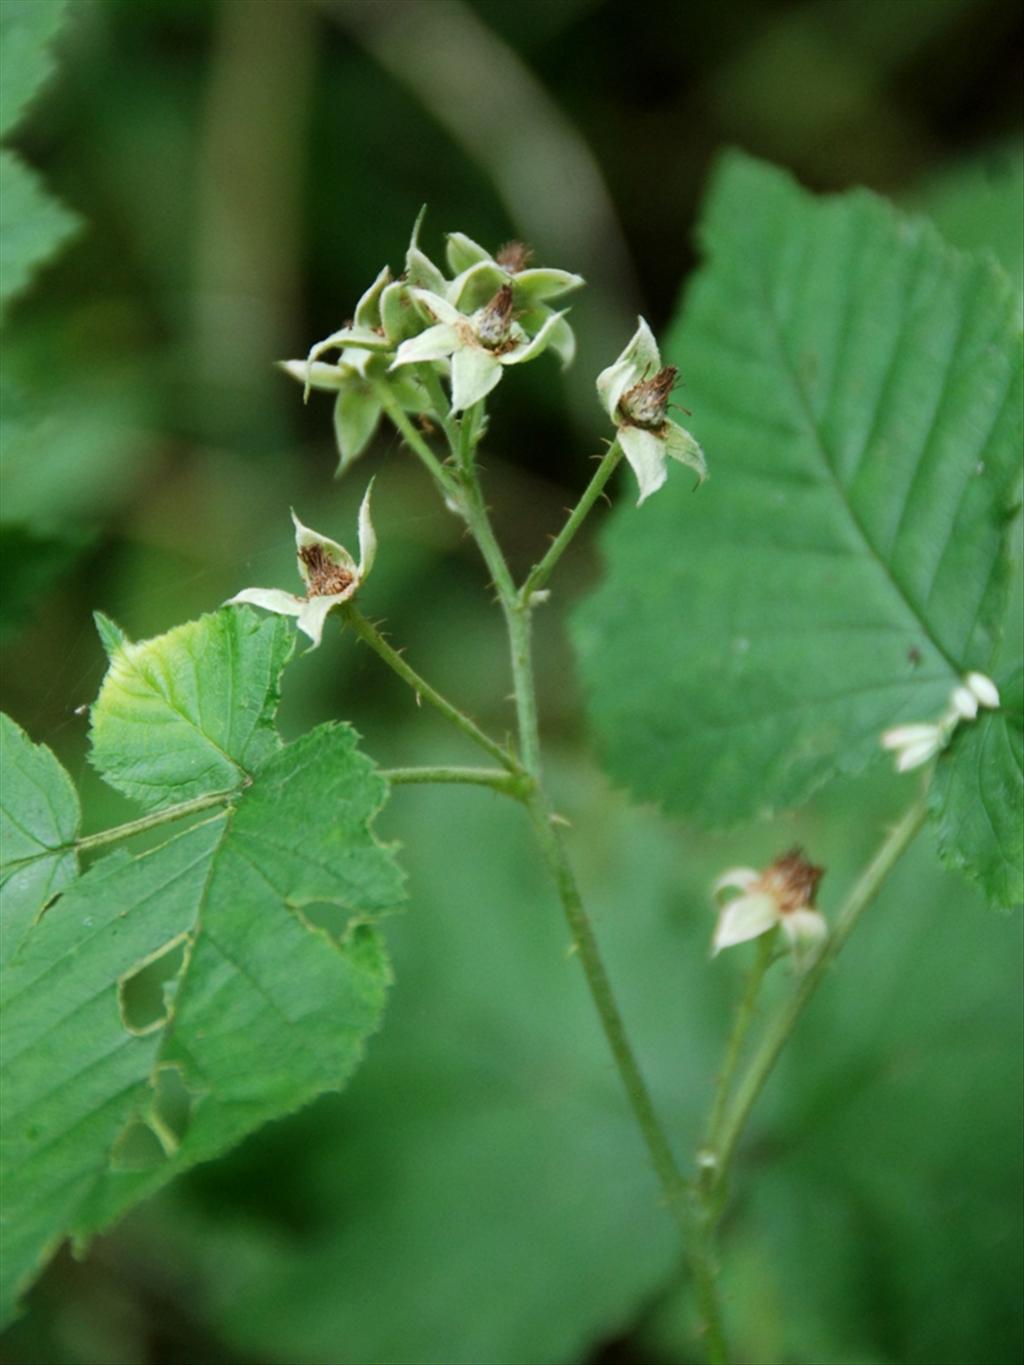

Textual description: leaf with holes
[0,610,404,1324]
[574,152,1022,831]
[0,713,80,966]
[929,665,1024,910]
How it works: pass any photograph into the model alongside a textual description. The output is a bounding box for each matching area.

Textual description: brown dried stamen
[620,366,678,430]
[495,240,533,273]
[300,543,355,598]
[759,848,824,915]
[476,283,516,350]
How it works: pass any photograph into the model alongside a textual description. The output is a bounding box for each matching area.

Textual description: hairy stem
[519,439,623,603]
[73,788,240,854]
[711,797,929,1191]
[371,377,457,494]
[418,383,730,1361]
[382,764,526,796]
[343,603,520,774]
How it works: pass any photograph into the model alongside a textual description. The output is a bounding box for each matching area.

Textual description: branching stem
[382,764,526,796]
[343,603,520,775]
[72,788,239,854]
[519,439,623,603]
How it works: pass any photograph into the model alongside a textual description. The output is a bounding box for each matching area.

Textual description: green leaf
[0,0,68,138]
[928,665,1024,910]
[574,153,1022,828]
[1,609,405,1323]
[89,609,294,812]
[0,151,79,315]
[0,713,79,966]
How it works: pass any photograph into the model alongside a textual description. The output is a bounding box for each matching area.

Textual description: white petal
[781,908,828,950]
[712,893,778,954]
[595,357,636,424]
[291,510,356,590]
[663,421,707,483]
[881,723,941,750]
[278,359,346,391]
[501,309,568,366]
[712,867,760,898]
[966,672,1000,708]
[623,316,662,374]
[895,735,943,772]
[357,480,377,580]
[408,287,463,326]
[391,323,459,368]
[450,346,502,412]
[544,314,576,369]
[295,595,341,649]
[226,588,305,618]
[619,426,668,505]
[949,685,978,721]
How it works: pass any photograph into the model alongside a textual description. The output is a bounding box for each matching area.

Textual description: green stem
[371,377,457,494]
[704,932,774,1159]
[382,764,526,796]
[519,439,623,604]
[422,386,730,1362]
[74,788,239,854]
[343,603,520,774]
[712,797,928,1190]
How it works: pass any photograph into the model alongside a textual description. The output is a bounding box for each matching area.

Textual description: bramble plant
[1,69,1022,1364]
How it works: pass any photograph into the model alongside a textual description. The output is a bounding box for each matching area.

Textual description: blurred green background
[2,1,1021,1362]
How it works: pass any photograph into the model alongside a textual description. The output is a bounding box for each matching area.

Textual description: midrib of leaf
[753,265,965,678]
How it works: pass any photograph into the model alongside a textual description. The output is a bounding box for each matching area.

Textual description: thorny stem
[342,603,520,775]
[382,764,526,796]
[710,797,929,1192]
[371,377,457,495]
[71,788,240,855]
[519,439,624,604]
[414,379,732,1356]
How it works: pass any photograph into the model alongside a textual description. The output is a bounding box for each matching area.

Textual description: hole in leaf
[110,1120,167,1172]
[118,935,189,1034]
[152,1064,195,1143]
[292,901,357,943]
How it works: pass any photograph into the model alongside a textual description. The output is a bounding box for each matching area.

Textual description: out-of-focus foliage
[1,0,1021,1362]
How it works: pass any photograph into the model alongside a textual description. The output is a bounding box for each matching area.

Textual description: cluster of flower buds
[881,671,1001,772]
[712,848,827,964]
[279,214,583,468]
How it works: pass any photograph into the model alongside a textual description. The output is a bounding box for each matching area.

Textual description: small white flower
[881,721,948,772]
[712,849,826,962]
[965,672,1000,709]
[390,285,567,412]
[596,318,706,504]
[227,483,376,649]
[880,672,1001,773]
[444,233,582,366]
